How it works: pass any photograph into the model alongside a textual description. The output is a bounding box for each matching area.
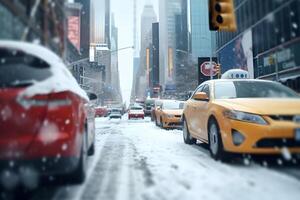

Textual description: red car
[0,41,96,189]
[128,105,145,120]
[95,106,108,117]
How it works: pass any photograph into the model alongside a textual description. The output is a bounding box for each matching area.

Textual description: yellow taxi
[155,100,185,129]
[183,78,300,161]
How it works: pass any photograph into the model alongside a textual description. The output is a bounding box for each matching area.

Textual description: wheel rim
[209,123,219,155]
[183,121,188,140]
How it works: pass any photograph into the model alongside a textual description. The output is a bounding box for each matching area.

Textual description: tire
[68,134,87,183]
[208,119,230,162]
[155,116,159,126]
[160,117,164,128]
[87,142,95,156]
[183,118,196,145]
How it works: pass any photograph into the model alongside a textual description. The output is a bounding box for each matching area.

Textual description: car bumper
[163,118,182,128]
[129,114,144,119]
[0,156,80,177]
[221,119,300,154]
[144,110,152,116]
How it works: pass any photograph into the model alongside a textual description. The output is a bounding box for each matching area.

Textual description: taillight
[17,93,72,109]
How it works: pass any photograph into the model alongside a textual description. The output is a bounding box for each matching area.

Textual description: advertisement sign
[200,61,218,77]
[218,29,254,78]
[68,16,81,51]
[198,57,218,85]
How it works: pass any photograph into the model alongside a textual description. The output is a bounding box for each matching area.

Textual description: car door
[194,84,211,142]
[187,86,203,137]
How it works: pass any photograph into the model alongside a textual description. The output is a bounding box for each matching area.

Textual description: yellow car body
[155,100,184,129]
[183,79,300,157]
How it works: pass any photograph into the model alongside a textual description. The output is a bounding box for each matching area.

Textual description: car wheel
[183,118,196,145]
[160,117,164,128]
[155,116,159,126]
[87,141,95,156]
[208,119,229,162]
[68,134,87,183]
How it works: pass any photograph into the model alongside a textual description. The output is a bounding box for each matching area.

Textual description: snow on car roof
[0,40,88,101]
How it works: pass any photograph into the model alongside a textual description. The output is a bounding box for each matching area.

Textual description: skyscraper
[189,0,215,58]
[134,4,157,99]
[75,0,90,58]
[90,0,110,45]
[159,0,182,88]
[111,13,122,103]
[159,0,191,97]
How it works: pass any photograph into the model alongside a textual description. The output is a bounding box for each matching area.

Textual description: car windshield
[0,49,51,88]
[215,81,300,99]
[145,100,155,106]
[162,101,184,110]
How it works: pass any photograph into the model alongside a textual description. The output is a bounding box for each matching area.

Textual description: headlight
[223,110,268,125]
[167,114,175,118]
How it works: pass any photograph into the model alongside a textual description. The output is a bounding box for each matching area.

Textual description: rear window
[0,48,52,88]
[131,107,143,110]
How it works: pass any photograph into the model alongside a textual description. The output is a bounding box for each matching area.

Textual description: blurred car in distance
[95,106,108,118]
[109,108,122,119]
[155,100,185,129]
[144,98,155,116]
[183,78,300,161]
[0,41,96,189]
[128,105,145,120]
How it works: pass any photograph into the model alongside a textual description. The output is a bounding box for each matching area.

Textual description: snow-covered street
[3,117,300,200]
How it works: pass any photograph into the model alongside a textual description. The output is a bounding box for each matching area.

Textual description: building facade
[0,0,66,57]
[134,4,157,99]
[90,0,110,46]
[216,0,300,92]
[189,0,215,58]
[151,22,160,90]
[75,0,90,58]
[110,14,122,103]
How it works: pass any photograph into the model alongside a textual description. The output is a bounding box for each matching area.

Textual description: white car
[109,108,122,119]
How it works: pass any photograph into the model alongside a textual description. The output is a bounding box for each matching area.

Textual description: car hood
[215,98,300,115]
[162,109,183,115]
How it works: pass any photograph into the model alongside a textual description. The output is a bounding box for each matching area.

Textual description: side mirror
[88,93,97,101]
[193,92,209,101]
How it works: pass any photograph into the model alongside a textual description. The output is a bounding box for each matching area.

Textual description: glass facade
[0,0,66,56]
[216,0,300,92]
[190,0,215,58]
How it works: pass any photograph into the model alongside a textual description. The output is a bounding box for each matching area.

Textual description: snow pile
[0,40,88,101]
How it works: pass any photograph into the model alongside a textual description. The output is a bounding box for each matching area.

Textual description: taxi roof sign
[221,69,250,79]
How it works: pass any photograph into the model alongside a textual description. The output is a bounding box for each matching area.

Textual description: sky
[111,0,158,105]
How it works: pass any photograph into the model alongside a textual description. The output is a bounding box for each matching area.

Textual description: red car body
[0,41,95,187]
[95,106,108,117]
[128,106,145,120]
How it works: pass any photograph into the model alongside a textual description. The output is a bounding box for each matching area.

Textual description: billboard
[218,29,254,78]
[68,16,81,51]
[198,57,218,85]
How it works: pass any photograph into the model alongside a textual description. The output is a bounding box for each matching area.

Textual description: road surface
[1,117,300,200]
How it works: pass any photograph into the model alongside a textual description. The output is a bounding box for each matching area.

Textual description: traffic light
[209,0,237,32]
[216,64,221,78]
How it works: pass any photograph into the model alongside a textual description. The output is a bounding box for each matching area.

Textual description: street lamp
[200,35,214,80]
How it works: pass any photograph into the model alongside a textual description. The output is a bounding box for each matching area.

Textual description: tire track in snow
[79,129,125,200]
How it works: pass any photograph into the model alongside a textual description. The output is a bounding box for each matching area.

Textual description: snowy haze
[112,0,158,105]
[67,0,159,105]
